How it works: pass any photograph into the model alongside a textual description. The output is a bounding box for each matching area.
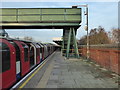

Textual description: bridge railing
[78,44,120,75]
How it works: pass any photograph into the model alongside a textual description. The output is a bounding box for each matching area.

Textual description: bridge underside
[0,8,81,58]
[1,23,79,29]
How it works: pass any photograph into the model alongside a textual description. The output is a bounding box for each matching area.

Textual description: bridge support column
[62,27,80,59]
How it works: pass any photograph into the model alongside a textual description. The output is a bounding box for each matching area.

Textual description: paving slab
[43,51,119,88]
[16,51,119,89]
[15,51,118,89]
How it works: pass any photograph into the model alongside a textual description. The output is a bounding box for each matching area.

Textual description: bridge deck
[0,8,81,29]
[16,51,119,88]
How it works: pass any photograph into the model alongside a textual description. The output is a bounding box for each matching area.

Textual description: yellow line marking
[36,60,55,88]
[19,60,48,88]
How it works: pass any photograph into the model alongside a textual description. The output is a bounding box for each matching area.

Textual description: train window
[40,48,42,53]
[0,42,10,73]
[21,44,28,62]
[37,49,39,56]
[14,43,20,62]
[24,48,28,62]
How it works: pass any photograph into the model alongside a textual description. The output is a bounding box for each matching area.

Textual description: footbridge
[0,8,82,58]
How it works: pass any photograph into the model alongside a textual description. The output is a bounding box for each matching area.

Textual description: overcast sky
[1,1,119,43]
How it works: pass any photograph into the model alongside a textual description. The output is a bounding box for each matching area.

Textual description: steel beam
[66,28,72,58]
[72,28,80,58]
[62,36,64,56]
[62,27,79,59]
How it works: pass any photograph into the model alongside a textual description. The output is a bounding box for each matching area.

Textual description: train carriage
[11,40,30,78]
[0,38,16,89]
[0,37,57,89]
[25,42,40,69]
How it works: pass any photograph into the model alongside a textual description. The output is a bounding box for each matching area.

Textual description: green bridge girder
[0,8,82,58]
[0,8,81,28]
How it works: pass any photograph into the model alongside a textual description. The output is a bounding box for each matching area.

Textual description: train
[0,37,58,89]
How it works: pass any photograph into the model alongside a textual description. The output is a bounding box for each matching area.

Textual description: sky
[118,1,120,28]
[0,1,119,43]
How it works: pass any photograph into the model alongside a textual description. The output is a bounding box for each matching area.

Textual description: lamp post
[72,4,89,59]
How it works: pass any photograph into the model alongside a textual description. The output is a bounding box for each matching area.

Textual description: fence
[78,44,120,75]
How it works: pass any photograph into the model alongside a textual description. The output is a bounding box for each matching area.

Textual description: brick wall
[79,45,120,75]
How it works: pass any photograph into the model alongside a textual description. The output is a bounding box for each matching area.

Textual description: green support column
[66,28,72,58]
[62,27,80,59]
[72,28,80,58]
[62,36,64,55]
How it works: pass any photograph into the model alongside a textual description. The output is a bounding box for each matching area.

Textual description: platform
[16,51,119,88]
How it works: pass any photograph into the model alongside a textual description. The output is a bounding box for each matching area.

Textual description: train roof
[0,37,59,47]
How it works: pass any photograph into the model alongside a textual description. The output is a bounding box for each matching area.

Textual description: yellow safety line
[19,60,48,88]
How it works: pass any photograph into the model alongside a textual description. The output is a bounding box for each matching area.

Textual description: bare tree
[79,26,111,45]
[109,28,120,44]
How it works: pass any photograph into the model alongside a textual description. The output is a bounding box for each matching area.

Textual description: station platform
[16,51,119,88]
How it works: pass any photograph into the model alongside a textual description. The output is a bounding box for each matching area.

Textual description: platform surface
[18,51,119,88]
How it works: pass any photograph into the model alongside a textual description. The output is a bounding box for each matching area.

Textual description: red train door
[39,46,43,62]
[9,40,21,80]
[40,44,44,61]
[14,41,30,77]
[38,43,44,61]
[20,42,30,76]
[0,39,16,89]
[42,45,45,60]
[35,44,40,64]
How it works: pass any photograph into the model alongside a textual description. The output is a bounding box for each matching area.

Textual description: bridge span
[0,8,81,58]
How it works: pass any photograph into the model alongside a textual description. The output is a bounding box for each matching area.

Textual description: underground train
[0,37,57,89]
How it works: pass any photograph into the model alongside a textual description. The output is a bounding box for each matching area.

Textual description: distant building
[53,37,62,46]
